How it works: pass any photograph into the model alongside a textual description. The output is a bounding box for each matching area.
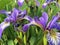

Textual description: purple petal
[39,17,46,28]
[0,28,3,38]
[42,3,48,8]
[34,16,41,25]
[0,10,11,16]
[47,15,59,29]
[0,10,6,14]
[46,0,54,3]
[34,16,46,28]
[18,10,27,18]
[24,16,33,22]
[35,0,40,7]
[23,23,32,32]
[21,10,27,15]
[47,33,55,45]
[51,22,60,30]
[23,24,29,32]
[4,17,11,22]
[18,0,24,7]
[10,8,19,22]
[42,12,48,23]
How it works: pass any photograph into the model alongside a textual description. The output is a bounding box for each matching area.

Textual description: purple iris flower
[23,12,60,45]
[0,8,19,38]
[17,0,24,7]
[0,7,32,38]
[42,0,54,8]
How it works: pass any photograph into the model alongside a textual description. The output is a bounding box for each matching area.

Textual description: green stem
[19,32,22,39]
[24,33,27,45]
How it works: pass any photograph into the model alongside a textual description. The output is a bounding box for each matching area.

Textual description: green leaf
[29,36,36,45]
[8,40,14,45]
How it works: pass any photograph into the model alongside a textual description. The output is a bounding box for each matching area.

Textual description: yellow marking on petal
[50,30,56,39]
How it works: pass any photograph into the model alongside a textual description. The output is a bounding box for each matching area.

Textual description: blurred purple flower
[17,0,24,7]
[0,7,32,38]
[42,0,54,8]
[35,0,40,7]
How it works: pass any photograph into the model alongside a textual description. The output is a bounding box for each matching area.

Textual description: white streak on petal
[47,32,60,45]
[0,22,10,30]
[18,0,24,3]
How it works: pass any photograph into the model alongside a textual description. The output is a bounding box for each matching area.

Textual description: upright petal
[18,10,27,18]
[39,17,46,28]
[42,12,48,23]
[34,16,46,28]
[47,15,59,29]
[17,0,24,7]
[10,8,19,22]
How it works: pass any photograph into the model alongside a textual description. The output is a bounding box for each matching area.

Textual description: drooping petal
[24,16,33,22]
[0,10,11,16]
[23,19,36,32]
[47,33,56,45]
[47,32,60,45]
[17,0,24,7]
[50,22,60,30]
[23,23,32,32]
[0,22,10,38]
[0,28,3,38]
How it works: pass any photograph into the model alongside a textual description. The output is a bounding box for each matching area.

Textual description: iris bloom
[23,12,60,45]
[0,8,31,38]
